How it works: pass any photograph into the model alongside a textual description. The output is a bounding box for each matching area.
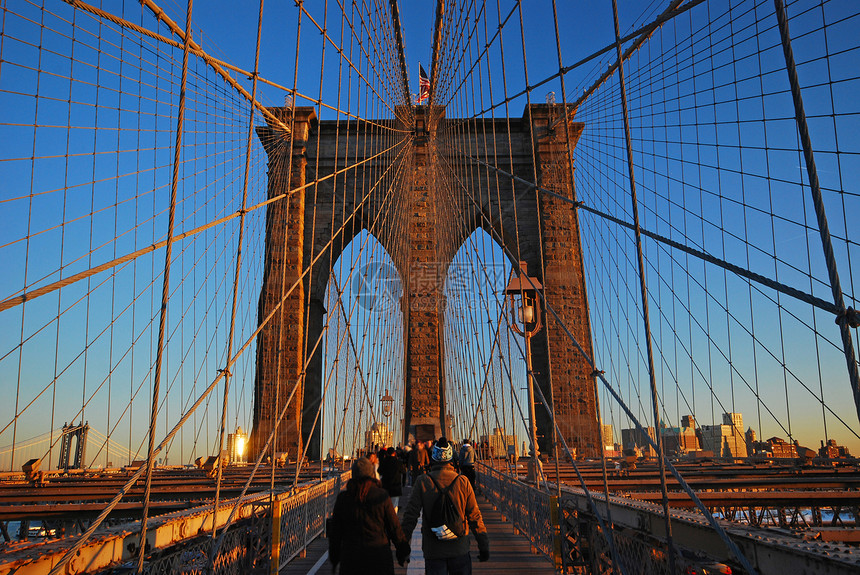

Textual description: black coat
[378,455,403,496]
[328,479,408,574]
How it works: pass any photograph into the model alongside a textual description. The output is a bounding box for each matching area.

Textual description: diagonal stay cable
[211,138,412,554]
[435,148,627,570]
[444,152,758,574]
[772,0,860,425]
[0,139,405,313]
[454,152,840,316]
[44,130,411,575]
[60,0,403,131]
[135,1,194,569]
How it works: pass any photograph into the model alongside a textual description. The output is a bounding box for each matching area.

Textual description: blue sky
[1,0,858,468]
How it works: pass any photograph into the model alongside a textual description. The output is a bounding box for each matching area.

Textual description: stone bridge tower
[252,104,600,460]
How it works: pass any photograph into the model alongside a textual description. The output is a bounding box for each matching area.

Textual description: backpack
[426,474,466,540]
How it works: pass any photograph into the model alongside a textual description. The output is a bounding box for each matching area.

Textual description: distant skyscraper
[722,412,743,430]
[701,412,747,458]
[481,428,517,458]
[662,416,700,454]
[365,423,393,450]
[622,426,656,456]
[601,424,614,449]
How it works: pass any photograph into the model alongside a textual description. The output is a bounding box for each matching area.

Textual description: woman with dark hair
[328,457,410,574]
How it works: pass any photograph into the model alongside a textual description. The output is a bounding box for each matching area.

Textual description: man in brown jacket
[401,437,489,574]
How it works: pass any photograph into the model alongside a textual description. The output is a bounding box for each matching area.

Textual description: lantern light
[380,389,394,418]
[503,261,543,336]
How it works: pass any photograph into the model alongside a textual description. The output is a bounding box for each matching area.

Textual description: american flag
[418,64,430,104]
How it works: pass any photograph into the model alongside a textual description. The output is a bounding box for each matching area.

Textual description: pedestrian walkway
[466,497,556,574]
[282,488,557,574]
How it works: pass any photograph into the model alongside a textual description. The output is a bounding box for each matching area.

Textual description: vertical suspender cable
[609,0,676,571]
[389,0,411,107]
[211,0,266,549]
[136,0,194,571]
[547,0,569,511]
[271,0,304,493]
[429,0,445,105]
[548,0,616,553]
[772,0,860,425]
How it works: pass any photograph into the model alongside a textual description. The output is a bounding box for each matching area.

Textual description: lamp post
[504,261,543,483]
[380,389,394,418]
[380,389,394,448]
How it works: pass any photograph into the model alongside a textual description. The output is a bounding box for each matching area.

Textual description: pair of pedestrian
[328,437,489,574]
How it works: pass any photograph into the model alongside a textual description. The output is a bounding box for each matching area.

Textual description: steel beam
[623,490,860,508]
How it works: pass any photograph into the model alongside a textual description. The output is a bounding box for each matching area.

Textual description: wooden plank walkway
[282,488,557,574]
[468,497,557,574]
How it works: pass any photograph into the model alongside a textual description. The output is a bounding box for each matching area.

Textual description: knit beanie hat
[352,456,375,479]
[431,437,453,462]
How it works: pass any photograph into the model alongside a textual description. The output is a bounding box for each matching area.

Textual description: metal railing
[273,470,350,571]
[558,482,860,575]
[143,511,270,575]
[476,462,562,570]
[478,463,860,575]
[90,470,351,575]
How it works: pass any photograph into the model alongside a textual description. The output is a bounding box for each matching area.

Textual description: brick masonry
[253,104,599,460]
[403,106,446,442]
[529,106,601,458]
[251,107,316,460]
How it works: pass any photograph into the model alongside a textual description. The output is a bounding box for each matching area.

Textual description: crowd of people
[327,437,488,574]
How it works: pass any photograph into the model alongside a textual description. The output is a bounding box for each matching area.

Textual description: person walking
[398,446,410,487]
[421,440,433,473]
[328,457,410,574]
[458,439,476,488]
[367,450,381,479]
[378,447,403,512]
[409,441,430,484]
[402,437,489,574]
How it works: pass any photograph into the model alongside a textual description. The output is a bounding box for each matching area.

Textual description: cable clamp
[573,200,585,209]
[835,307,860,329]
[591,369,605,378]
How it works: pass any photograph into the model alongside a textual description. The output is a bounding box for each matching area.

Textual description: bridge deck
[282,490,556,574]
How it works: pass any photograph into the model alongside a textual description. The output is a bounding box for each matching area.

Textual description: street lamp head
[380,389,394,417]
[503,261,543,336]
[519,303,535,324]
